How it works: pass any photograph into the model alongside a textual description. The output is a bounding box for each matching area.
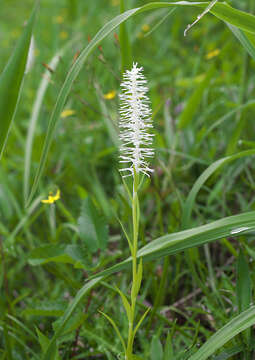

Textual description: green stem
[126,170,139,360]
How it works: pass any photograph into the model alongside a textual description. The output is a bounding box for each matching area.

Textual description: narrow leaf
[0,3,37,159]
[189,306,255,360]
[178,66,214,129]
[115,286,132,323]
[99,310,126,352]
[150,335,163,360]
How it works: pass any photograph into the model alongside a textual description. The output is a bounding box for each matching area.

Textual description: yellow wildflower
[111,0,120,5]
[103,90,116,100]
[60,31,68,40]
[61,109,76,118]
[206,49,220,60]
[41,190,60,204]
[142,24,150,32]
[53,15,64,24]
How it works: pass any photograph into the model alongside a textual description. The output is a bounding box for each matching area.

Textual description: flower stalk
[119,63,153,359]
[101,63,153,360]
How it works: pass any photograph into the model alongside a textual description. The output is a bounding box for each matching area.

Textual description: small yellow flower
[60,31,68,40]
[11,29,21,39]
[111,0,120,6]
[41,190,60,204]
[103,90,116,100]
[61,109,76,118]
[142,24,150,32]
[206,49,220,60]
[53,15,64,24]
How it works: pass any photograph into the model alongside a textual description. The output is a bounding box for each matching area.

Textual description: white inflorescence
[119,63,154,177]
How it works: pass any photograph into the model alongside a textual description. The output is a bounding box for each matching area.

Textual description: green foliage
[2,0,255,358]
[77,196,108,253]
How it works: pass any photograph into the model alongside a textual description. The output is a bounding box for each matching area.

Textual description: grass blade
[188,306,255,360]
[181,149,255,229]
[178,66,215,130]
[0,3,37,159]
[228,24,255,61]
[24,37,80,201]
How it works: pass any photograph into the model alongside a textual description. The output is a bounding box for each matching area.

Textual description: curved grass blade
[228,24,255,61]
[181,149,255,229]
[188,306,255,360]
[24,37,80,201]
[0,3,37,160]
[27,1,255,205]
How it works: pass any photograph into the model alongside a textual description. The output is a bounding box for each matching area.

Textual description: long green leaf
[92,210,255,279]
[23,37,80,201]
[0,3,37,159]
[27,1,255,204]
[228,24,255,61]
[188,306,255,360]
[181,149,255,229]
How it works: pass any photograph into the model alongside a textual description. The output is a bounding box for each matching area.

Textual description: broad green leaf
[178,66,214,130]
[77,197,108,253]
[23,301,66,317]
[0,3,37,159]
[36,327,51,353]
[28,244,88,268]
[150,335,163,360]
[27,1,255,204]
[181,149,255,229]
[188,306,255,360]
[36,328,61,360]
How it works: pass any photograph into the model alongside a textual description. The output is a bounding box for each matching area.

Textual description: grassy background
[1,0,255,359]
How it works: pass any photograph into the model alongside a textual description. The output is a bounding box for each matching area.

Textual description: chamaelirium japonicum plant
[100,63,154,360]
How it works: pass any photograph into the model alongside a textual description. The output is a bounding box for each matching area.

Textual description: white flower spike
[119,63,154,177]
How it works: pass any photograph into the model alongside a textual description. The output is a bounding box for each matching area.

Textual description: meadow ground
[1,0,255,359]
